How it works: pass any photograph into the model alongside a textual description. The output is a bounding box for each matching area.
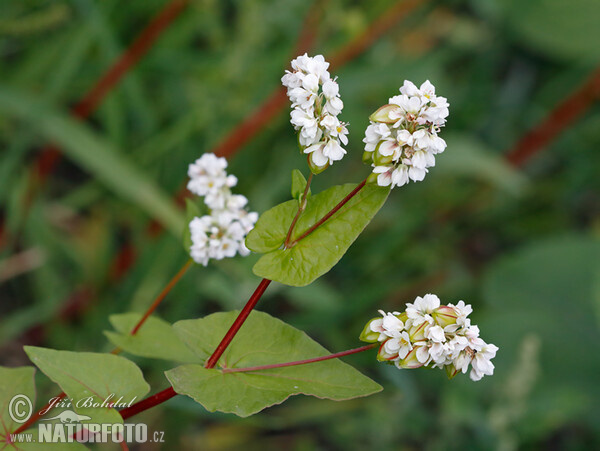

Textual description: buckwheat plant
[4,54,496,446]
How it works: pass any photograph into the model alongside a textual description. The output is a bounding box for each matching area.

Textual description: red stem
[506,66,600,167]
[11,393,66,435]
[291,179,367,245]
[222,343,376,373]
[119,387,177,421]
[118,344,376,420]
[203,278,272,369]
[130,258,193,335]
[35,0,190,181]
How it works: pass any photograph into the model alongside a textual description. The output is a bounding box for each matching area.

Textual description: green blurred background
[1,0,599,449]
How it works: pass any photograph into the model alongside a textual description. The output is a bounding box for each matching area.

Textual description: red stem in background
[11,393,66,436]
[129,258,192,335]
[223,343,377,374]
[203,278,272,369]
[34,0,190,181]
[329,0,425,70]
[10,0,428,346]
[506,66,600,167]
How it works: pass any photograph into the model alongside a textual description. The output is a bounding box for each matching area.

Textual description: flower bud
[373,149,394,166]
[362,150,373,164]
[408,321,428,342]
[396,347,424,369]
[432,305,458,328]
[444,364,460,379]
[359,318,382,343]
[376,342,397,362]
[307,155,329,174]
[366,172,380,185]
[369,104,399,123]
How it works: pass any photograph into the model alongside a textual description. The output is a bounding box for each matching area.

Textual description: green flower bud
[359,318,382,343]
[409,322,428,342]
[445,364,460,379]
[362,150,373,164]
[366,172,380,185]
[373,150,394,166]
[433,305,458,328]
[369,104,399,123]
[307,155,329,174]
[397,347,424,369]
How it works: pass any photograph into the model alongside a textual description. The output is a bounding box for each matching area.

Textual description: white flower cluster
[360,294,498,381]
[186,153,258,266]
[363,80,449,188]
[282,54,349,172]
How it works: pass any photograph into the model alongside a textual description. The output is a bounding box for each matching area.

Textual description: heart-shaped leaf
[24,347,150,425]
[104,313,199,363]
[246,183,389,286]
[165,310,382,417]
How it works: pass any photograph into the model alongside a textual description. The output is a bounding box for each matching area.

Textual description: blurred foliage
[1,0,599,449]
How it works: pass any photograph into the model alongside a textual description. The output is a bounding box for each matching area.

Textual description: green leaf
[437,135,528,195]
[0,86,184,236]
[24,347,150,425]
[0,366,36,437]
[498,0,600,62]
[291,169,310,200]
[0,366,86,449]
[166,310,382,417]
[481,235,600,431]
[247,183,389,286]
[104,313,200,363]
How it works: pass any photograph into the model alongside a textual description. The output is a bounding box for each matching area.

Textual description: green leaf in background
[437,135,528,195]
[481,234,600,436]
[24,347,150,425]
[104,313,200,363]
[291,169,310,200]
[0,86,184,236]
[166,310,382,417]
[248,183,390,286]
[498,0,600,63]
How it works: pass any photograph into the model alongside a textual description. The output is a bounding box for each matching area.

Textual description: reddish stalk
[34,0,190,182]
[506,66,600,168]
[284,173,314,248]
[291,179,367,245]
[118,344,375,420]
[223,343,376,373]
[15,0,427,345]
[119,387,177,421]
[203,278,273,369]
[11,393,66,435]
[130,258,193,335]
[329,0,425,70]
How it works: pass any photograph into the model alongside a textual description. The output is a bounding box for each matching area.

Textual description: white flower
[384,331,412,359]
[283,54,348,171]
[426,325,446,343]
[361,294,497,382]
[406,293,441,326]
[186,154,258,266]
[363,80,449,188]
[470,343,499,381]
[187,154,233,197]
